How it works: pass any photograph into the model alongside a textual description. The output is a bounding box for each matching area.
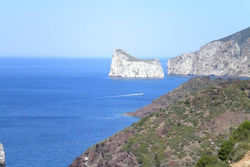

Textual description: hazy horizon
[0,0,249,58]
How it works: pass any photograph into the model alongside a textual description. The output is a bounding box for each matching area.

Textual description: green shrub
[238,81,248,91]
[196,155,229,167]
[206,161,229,167]
[218,139,234,160]
[154,154,161,167]
[230,142,250,162]
[195,156,218,167]
[137,116,149,127]
[184,99,190,105]
[218,121,250,161]
[231,121,250,141]
[230,147,247,162]
[192,119,199,127]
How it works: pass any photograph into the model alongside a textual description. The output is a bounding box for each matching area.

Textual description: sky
[0,0,249,58]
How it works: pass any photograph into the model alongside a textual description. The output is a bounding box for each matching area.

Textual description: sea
[0,57,193,167]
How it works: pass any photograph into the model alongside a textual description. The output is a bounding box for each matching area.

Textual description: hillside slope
[127,77,226,117]
[195,120,250,167]
[69,79,250,167]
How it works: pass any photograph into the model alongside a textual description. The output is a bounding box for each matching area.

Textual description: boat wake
[101,93,144,99]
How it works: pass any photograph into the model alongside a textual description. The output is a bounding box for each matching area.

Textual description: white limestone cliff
[0,143,5,167]
[109,49,164,78]
[167,27,250,77]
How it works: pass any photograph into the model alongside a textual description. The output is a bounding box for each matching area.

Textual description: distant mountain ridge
[219,27,250,45]
[168,27,250,77]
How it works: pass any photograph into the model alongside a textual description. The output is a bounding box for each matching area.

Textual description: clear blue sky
[0,0,249,58]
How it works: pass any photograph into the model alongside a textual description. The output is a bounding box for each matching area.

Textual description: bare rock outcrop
[109,49,164,78]
[0,143,5,167]
[168,27,250,77]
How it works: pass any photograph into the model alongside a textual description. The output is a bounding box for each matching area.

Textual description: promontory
[109,49,164,78]
[69,78,250,167]
[168,27,250,77]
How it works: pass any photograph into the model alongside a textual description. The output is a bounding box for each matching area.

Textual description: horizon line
[0,55,174,59]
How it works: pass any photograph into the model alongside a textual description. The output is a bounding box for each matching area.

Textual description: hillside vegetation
[196,120,250,167]
[127,77,226,118]
[122,80,250,167]
[69,78,250,167]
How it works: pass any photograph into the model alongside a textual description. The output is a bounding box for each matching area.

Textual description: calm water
[0,58,192,167]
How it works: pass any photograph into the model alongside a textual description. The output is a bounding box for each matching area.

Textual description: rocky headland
[109,49,164,78]
[127,77,226,117]
[0,143,5,167]
[168,27,250,77]
[69,78,250,167]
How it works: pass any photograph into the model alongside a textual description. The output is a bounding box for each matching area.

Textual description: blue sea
[0,58,192,167]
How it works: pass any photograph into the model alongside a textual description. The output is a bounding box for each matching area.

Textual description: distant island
[109,49,164,78]
[168,27,250,77]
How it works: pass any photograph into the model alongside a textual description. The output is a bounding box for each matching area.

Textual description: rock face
[109,49,164,78]
[168,27,250,77]
[0,143,5,167]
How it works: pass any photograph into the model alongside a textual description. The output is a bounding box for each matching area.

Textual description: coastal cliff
[0,143,5,167]
[109,49,164,78]
[69,78,250,167]
[168,27,250,77]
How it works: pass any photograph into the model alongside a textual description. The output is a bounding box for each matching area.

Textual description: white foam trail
[101,93,144,99]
